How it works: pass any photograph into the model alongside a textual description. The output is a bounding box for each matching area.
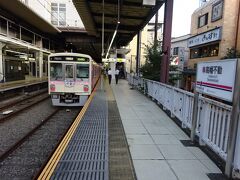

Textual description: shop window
[198,13,208,28]
[190,43,219,59]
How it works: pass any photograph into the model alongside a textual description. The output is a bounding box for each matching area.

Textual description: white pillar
[0,42,5,82]
[36,51,43,78]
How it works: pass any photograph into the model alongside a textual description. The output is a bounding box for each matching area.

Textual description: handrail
[127,73,240,176]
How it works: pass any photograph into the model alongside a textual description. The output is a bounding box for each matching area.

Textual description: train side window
[50,63,63,80]
[76,64,89,78]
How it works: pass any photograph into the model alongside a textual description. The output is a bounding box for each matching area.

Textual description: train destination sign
[196,59,237,102]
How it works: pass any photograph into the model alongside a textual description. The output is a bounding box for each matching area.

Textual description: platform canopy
[72,0,164,60]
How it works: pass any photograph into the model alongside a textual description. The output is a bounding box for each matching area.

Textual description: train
[48,53,101,106]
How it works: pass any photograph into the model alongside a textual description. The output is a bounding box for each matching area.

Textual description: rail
[127,74,240,176]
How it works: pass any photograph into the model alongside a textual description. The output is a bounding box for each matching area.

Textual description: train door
[64,63,74,91]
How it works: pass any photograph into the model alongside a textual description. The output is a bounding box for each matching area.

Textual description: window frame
[76,64,89,79]
[198,13,208,28]
[211,0,223,22]
[51,3,66,26]
[50,62,63,81]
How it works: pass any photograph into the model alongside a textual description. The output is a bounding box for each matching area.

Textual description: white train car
[48,53,101,106]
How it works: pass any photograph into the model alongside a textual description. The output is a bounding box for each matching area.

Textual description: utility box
[143,0,155,6]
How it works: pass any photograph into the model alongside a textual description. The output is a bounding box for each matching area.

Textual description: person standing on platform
[115,68,119,84]
[108,68,112,84]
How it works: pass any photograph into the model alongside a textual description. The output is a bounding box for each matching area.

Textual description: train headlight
[50,84,56,92]
[83,85,89,92]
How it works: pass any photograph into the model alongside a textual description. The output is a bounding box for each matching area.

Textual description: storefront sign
[196,59,237,102]
[188,28,222,48]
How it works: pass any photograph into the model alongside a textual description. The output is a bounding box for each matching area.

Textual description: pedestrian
[115,68,119,84]
[108,68,112,84]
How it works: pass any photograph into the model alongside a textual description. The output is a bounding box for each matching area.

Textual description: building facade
[20,0,83,28]
[171,34,190,70]
[125,22,163,74]
[186,0,240,91]
[170,34,190,88]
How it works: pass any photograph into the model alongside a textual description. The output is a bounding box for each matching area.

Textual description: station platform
[0,76,47,93]
[38,78,223,180]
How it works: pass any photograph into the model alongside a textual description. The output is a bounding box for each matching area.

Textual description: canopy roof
[73,0,164,48]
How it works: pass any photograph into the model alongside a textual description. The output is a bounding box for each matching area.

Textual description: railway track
[0,89,48,111]
[0,91,49,122]
[0,109,60,162]
[0,107,81,179]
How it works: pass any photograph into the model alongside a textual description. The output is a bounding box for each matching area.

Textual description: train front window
[50,63,63,80]
[76,64,89,78]
[65,65,74,78]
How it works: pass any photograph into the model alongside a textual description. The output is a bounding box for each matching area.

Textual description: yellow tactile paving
[37,79,100,180]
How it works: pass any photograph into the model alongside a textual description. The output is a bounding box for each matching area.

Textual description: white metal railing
[127,74,240,172]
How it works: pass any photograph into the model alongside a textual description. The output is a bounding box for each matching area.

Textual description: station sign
[143,0,155,6]
[102,58,126,63]
[117,58,126,62]
[102,58,115,63]
[196,59,237,102]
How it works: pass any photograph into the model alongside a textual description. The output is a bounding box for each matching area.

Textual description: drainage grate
[180,140,197,147]
[51,89,108,180]
[207,173,228,180]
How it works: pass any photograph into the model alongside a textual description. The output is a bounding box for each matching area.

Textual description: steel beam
[161,0,173,83]
[136,30,141,76]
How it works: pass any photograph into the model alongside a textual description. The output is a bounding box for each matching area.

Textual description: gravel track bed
[0,89,48,109]
[0,93,49,120]
[0,107,80,179]
[0,99,56,156]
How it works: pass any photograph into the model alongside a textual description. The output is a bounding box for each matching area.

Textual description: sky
[153,0,200,37]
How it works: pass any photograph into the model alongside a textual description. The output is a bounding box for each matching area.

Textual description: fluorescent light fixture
[5,49,27,55]
[105,29,117,59]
